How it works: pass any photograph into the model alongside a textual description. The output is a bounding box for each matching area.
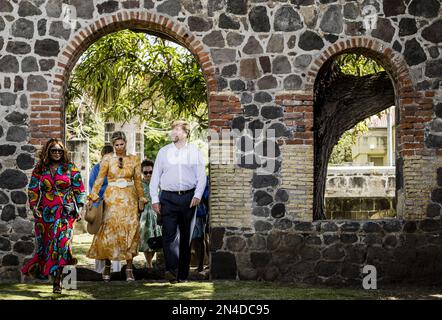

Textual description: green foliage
[336,53,384,76]
[329,121,369,165]
[67,30,207,124]
[66,30,208,161]
[329,131,354,164]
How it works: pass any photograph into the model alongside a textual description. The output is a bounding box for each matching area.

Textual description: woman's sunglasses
[118,157,123,169]
[143,171,153,175]
[50,149,64,154]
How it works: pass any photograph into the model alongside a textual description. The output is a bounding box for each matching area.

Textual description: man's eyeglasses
[50,149,64,154]
[143,171,153,175]
[118,157,123,169]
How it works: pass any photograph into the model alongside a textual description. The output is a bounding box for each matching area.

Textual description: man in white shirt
[150,120,206,283]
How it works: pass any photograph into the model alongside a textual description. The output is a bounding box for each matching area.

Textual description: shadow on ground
[1,278,442,300]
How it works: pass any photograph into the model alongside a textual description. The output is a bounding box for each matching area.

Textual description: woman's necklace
[115,151,126,171]
[49,163,60,177]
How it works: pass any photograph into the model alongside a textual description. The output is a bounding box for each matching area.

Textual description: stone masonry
[0,0,441,285]
[325,167,396,219]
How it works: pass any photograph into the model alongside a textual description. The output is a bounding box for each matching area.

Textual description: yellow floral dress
[87,154,146,261]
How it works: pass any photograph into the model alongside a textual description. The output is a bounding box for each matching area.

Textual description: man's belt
[163,188,195,195]
[108,179,134,188]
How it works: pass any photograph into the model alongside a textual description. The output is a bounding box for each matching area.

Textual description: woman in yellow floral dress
[87,131,147,282]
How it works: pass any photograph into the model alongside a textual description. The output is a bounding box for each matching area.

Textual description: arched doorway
[28,11,217,280]
[318,53,396,220]
[308,37,415,221]
[29,11,217,146]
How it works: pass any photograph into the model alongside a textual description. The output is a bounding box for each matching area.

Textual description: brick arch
[306,36,433,159]
[306,36,436,219]
[277,37,416,149]
[29,10,218,146]
[306,36,412,95]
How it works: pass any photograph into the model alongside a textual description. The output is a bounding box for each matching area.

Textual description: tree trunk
[313,68,395,220]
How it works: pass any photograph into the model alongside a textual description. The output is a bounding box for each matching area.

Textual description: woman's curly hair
[36,138,71,173]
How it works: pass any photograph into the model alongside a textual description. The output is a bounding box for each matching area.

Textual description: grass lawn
[0,280,384,300]
[1,280,442,300]
[2,231,440,300]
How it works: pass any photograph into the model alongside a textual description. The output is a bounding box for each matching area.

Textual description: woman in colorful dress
[22,138,86,294]
[87,131,147,282]
[139,159,162,270]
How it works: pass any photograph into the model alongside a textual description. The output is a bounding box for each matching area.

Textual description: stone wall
[0,0,441,284]
[326,167,395,198]
[325,197,396,219]
[325,167,396,219]
[211,214,442,285]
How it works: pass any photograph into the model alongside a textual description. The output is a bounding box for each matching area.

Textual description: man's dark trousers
[160,190,195,280]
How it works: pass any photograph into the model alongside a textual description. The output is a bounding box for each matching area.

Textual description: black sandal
[102,265,111,282]
[53,273,62,294]
[53,283,62,294]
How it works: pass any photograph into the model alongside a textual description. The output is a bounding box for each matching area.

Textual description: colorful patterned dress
[87,154,145,261]
[21,163,86,278]
[139,181,162,252]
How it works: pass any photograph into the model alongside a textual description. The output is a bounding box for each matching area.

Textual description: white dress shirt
[150,142,206,204]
